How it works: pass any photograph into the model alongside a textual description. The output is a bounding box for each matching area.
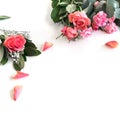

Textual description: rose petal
[12,71,29,79]
[105,41,119,48]
[13,85,22,101]
[42,42,53,51]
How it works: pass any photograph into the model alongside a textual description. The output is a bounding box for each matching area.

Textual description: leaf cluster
[51,0,120,26]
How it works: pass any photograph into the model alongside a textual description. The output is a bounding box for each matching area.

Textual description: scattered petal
[42,42,53,51]
[105,41,119,48]
[12,71,29,79]
[13,85,22,101]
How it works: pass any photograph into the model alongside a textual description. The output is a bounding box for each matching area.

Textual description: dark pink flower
[80,27,93,38]
[93,11,108,27]
[104,23,118,34]
[4,35,26,52]
[61,26,78,40]
[92,22,99,30]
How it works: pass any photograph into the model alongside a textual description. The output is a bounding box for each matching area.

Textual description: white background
[0,0,120,120]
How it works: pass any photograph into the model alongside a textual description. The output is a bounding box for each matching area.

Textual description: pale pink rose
[93,11,108,27]
[103,23,118,34]
[92,22,99,30]
[4,35,26,52]
[80,27,93,38]
[68,11,91,30]
[61,26,78,40]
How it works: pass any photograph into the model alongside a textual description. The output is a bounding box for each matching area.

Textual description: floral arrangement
[0,30,41,71]
[0,16,41,71]
[51,0,120,41]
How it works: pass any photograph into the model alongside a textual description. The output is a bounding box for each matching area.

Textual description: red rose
[4,35,26,52]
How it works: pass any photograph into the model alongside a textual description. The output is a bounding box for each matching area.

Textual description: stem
[71,0,74,4]
[56,34,63,39]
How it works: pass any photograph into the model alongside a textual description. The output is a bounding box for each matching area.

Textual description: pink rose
[80,27,93,38]
[61,26,78,40]
[103,23,118,34]
[68,11,91,30]
[93,11,108,27]
[4,35,26,52]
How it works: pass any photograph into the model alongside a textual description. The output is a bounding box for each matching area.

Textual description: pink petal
[12,71,29,79]
[42,42,53,51]
[13,85,22,101]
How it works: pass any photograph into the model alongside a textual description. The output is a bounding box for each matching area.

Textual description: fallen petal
[42,42,53,51]
[12,71,29,79]
[105,41,119,48]
[13,85,22,101]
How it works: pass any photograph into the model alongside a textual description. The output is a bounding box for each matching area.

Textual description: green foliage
[24,39,41,56]
[0,46,8,65]
[13,54,25,71]
[0,16,10,20]
[51,0,120,26]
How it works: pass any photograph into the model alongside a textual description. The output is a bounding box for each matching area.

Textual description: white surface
[0,0,120,120]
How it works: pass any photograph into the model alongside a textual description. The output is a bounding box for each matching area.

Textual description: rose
[4,35,26,52]
[92,11,108,27]
[61,26,78,40]
[80,27,92,38]
[68,11,91,30]
[103,23,118,34]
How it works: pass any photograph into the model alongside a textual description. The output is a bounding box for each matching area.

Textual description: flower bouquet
[51,0,120,41]
[0,30,41,71]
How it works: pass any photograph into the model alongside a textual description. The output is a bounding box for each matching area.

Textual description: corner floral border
[51,0,120,41]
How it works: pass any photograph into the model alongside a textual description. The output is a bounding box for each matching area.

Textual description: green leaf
[0,16,10,20]
[51,0,59,8]
[106,0,120,17]
[106,4,115,17]
[114,8,120,18]
[59,7,67,16]
[13,55,25,71]
[58,1,68,6]
[107,0,119,8]
[66,4,76,13]
[22,54,27,61]
[115,18,120,26]
[25,39,37,49]
[0,35,5,42]
[0,46,8,65]
[24,47,41,56]
[51,6,61,22]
